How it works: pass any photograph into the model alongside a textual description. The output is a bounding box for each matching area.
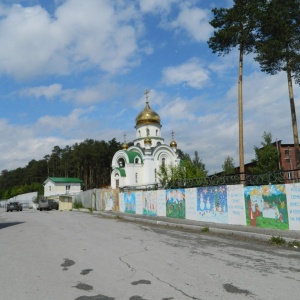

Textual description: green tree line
[0,138,122,200]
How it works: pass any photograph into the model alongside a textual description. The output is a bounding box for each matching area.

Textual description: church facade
[110,90,181,189]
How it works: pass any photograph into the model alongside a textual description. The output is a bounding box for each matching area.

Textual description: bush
[269,236,286,245]
[73,201,83,209]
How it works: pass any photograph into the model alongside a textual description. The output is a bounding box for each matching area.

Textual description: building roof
[125,150,143,163]
[115,168,126,177]
[45,177,84,184]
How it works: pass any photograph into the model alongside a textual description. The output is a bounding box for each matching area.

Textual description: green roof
[125,150,143,163]
[115,168,126,177]
[47,177,84,184]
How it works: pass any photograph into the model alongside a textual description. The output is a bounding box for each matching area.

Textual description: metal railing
[120,169,300,191]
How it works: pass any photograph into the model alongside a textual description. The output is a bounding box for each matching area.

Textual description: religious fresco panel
[143,191,158,216]
[244,185,288,230]
[196,186,228,223]
[101,189,119,212]
[166,189,185,219]
[124,191,136,214]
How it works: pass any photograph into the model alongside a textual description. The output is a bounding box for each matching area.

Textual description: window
[135,173,138,183]
[155,168,156,182]
[135,157,139,164]
[146,128,150,136]
[139,130,141,137]
[285,149,290,156]
[118,158,125,167]
[156,129,158,136]
[116,179,119,188]
[66,185,70,193]
[162,158,165,166]
[49,186,51,191]
[286,158,291,164]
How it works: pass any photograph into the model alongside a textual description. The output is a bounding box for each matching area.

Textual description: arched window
[135,157,139,164]
[146,128,150,136]
[139,130,141,137]
[135,173,138,183]
[162,158,165,166]
[118,158,125,167]
[156,129,158,136]
[137,143,140,147]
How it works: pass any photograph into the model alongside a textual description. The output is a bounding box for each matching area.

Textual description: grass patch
[269,236,286,245]
[201,227,209,232]
[287,240,300,248]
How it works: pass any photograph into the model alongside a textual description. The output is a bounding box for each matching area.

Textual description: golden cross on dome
[144,89,149,103]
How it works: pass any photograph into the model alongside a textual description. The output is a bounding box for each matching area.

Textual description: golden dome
[170,130,177,148]
[122,142,128,150]
[122,133,129,150]
[170,139,177,148]
[136,89,160,126]
[136,101,160,126]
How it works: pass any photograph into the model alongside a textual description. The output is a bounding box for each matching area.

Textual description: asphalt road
[0,208,299,300]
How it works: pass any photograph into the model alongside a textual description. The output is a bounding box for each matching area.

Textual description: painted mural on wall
[143,191,158,216]
[244,185,288,230]
[124,191,136,214]
[102,189,119,212]
[166,189,185,219]
[196,186,228,223]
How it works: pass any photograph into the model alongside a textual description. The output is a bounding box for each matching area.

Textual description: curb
[79,210,299,243]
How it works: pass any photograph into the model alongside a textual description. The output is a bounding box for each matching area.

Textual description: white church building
[111,90,181,189]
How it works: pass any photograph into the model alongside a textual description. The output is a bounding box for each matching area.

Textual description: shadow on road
[0,222,25,230]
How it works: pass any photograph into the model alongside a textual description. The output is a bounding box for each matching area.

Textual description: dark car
[7,202,23,212]
[49,200,59,210]
[39,199,59,211]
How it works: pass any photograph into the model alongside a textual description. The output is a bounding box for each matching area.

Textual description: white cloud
[162,58,210,89]
[171,4,213,42]
[21,84,63,99]
[139,0,178,13]
[34,107,96,135]
[21,81,119,105]
[0,118,79,171]
[0,0,140,79]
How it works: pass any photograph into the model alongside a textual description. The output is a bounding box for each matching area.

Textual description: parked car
[7,202,23,212]
[39,199,59,211]
[49,200,59,210]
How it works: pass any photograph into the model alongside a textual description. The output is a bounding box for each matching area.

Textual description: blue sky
[0,0,299,174]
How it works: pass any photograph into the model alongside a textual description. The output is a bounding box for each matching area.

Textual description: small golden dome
[122,142,128,150]
[170,130,177,148]
[170,139,177,148]
[122,133,129,150]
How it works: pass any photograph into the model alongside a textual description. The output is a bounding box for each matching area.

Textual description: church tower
[110,90,181,189]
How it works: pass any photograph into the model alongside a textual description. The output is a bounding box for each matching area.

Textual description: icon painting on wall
[143,191,157,216]
[124,191,136,214]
